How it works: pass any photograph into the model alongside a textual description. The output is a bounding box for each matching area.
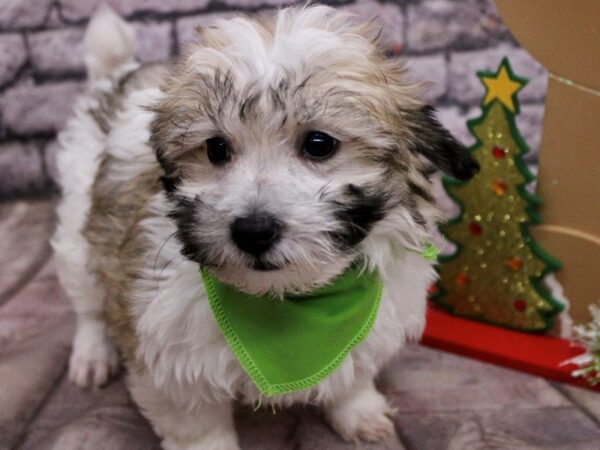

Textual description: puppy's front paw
[326,388,396,443]
[69,322,120,388]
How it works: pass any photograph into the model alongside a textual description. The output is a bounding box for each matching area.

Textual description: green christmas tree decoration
[430,58,563,331]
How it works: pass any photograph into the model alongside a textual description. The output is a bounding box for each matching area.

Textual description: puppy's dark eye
[206,137,231,165]
[302,131,338,161]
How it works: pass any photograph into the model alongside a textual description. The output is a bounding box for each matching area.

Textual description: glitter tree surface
[431,58,563,331]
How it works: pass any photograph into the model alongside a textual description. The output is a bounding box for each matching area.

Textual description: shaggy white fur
[50,5,470,450]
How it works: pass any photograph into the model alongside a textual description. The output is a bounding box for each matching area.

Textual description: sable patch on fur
[167,195,218,266]
[330,184,388,250]
[407,105,479,180]
[407,180,433,203]
[238,91,261,122]
[403,194,427,227]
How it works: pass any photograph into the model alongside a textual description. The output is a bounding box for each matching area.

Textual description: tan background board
[534,79,600,325]
[495,0,600,325]
[534,80,600,238]
[494,0,600,89]
[535,227,600,325]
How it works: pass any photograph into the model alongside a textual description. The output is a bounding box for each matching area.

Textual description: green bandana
[200,264,382,396]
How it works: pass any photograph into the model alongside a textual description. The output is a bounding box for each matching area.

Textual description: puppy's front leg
[324,371,396,443]
[129,372,239,450]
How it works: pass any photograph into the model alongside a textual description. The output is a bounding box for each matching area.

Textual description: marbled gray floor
[2,200,600,450]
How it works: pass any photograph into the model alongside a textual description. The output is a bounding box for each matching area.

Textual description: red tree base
[421,304,598,391]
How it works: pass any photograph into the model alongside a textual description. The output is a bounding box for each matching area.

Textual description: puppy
[52,5,478,449]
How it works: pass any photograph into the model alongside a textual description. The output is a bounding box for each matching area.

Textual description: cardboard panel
[494,0,600,89]
[495,0,600,326]
[534,227,600,325]
[535,78,600,236]
[533,78,600,325]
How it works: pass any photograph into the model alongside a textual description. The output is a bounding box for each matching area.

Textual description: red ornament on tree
[506,256,523,271]
[492,146,507,160]
[514,299,527,312]
[455,273,470,286]
[469,222,483,236]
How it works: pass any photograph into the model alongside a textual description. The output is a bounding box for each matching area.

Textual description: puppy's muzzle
[231,213,282,256]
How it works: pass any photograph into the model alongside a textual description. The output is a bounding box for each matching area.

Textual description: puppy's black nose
[231,213,281,256]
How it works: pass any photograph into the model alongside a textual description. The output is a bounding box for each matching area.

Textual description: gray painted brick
[1,80,83,135]
[28,23,172,75]
[448,43,547,106]
[119,0,212,17]
[435,105,480,147]
[406,0,508,53]
[58,0,97,22]
[29,28,86,75]
[44,2,65,28]
[0,0,548,202]
[404,54,447,103]
[176,12,237,51]
[176,2,404,57]
[518,103,545,159]
[344,0,404,48]
[132,20,173,63]
[0,34,28,87]
[220,0,301,7]
[59,0,211,21]
[0,0,54,29]
[43,139,61,187]
[0,142,47,197]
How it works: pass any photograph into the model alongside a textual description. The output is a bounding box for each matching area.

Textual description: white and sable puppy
[52,5,478,449]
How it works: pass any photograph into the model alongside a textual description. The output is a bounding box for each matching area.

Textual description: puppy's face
[151,7,478,294]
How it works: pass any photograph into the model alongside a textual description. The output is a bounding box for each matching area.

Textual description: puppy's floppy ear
[407,105,479,180]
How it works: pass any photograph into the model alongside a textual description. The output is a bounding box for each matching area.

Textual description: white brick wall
[405,0,509,53]
[0,33,27,86]
[0,0,547,198]
[344,0,404,48]
[132,20,174,63]
[176,12,237,51]
[405,54,448,103]
[0,141,49,198]
[29,28,86,74]
[0,0,56,29]
[1,80,84,134]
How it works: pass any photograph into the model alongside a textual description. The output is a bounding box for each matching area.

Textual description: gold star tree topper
[478,58,527,113]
